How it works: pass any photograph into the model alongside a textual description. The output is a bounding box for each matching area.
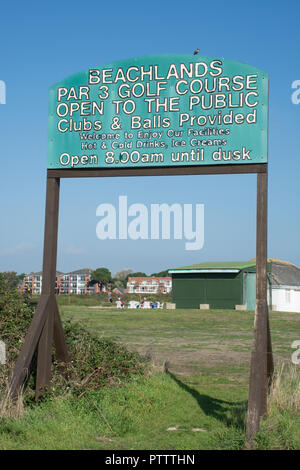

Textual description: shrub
[0,281,145,402]
[51,321,145,396]
[0,282,34,392]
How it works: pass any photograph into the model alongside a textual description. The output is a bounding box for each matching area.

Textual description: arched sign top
[48,54,268,170]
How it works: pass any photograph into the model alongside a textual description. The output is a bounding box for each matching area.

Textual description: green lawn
[60,306,299,376]
[0,373,249,450]
[1,307,299,450]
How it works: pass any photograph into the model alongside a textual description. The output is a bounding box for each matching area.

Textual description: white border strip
[168,269,240,274]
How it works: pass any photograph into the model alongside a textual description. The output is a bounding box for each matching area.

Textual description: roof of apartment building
[67,268,93,275]
[113,287,126,294]
[26,269,93,277]
[28,271,64,276]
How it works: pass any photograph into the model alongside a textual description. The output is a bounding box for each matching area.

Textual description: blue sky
[0,0,299,276]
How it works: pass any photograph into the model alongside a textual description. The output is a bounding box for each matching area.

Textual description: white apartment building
[21,268,101,295]
[22,271,64,294]
[127,277,172,294]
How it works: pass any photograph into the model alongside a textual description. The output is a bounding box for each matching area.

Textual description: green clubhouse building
[168,259,300,311]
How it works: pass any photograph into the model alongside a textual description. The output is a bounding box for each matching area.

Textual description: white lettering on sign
[48,56,269,169]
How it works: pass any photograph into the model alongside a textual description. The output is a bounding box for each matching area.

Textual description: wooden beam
[48,163,267,179]
[41,177,60,295]
[35,176,63,396]
[9,176,66,398]
[246,170,272,446]
[35,298,55,400]
[53,299,70,363]
[267,315,274,390]
[9,295,51,397]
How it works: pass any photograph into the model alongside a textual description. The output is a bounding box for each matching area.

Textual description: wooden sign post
[246,170,274,445]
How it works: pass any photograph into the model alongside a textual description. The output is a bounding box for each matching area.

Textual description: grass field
[60,306,299,377]
[1,306,299,450]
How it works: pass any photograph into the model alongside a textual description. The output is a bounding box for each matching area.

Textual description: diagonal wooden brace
[9,295,51,398]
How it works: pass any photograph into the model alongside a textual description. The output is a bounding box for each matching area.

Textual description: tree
[1,271,25,290]
[90,268,112,291]
[113,269,133,288]
[125,272,148,284]
[114,269,133,281]
[150,269,170,277]
[111,278,126,289]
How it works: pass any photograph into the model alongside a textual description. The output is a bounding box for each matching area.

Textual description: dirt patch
[122,340,252,375]
[124,340,290,376]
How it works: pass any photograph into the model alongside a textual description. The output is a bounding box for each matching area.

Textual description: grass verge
[1,286,299,450]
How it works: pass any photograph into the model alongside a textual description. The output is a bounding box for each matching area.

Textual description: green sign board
[47,54,268,169]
